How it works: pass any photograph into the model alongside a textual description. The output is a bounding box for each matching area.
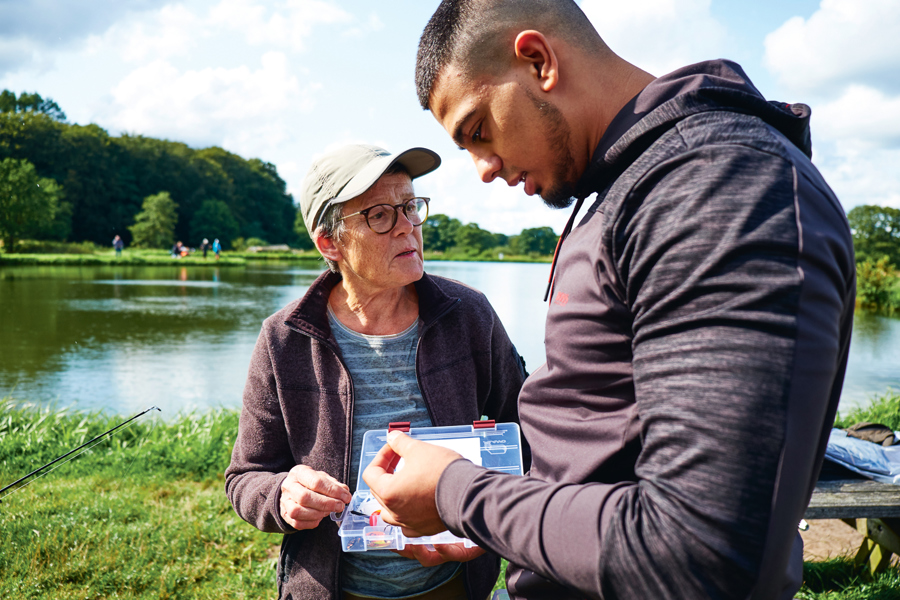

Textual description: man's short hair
[415,0,605,110]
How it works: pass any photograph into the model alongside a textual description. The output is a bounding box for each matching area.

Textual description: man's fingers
[385,429,419,454]
[364,433,407,478]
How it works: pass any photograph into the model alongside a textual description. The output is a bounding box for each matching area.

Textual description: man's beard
[524,88,577,209]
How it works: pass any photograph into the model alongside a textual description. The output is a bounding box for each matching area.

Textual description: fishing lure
[0,405,161,502]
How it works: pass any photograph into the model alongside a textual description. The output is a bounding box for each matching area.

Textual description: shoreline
[0,251,553,266]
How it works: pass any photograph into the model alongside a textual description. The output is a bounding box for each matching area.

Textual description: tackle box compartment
[331,420,523,552]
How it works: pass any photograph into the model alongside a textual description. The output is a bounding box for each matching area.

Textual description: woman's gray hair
[314,202,347,273]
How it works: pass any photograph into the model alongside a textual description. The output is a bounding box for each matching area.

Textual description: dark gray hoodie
[435,60,856,600]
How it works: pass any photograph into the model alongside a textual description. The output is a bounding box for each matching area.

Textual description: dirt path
[802,519,899,566]
[802,519,864,561]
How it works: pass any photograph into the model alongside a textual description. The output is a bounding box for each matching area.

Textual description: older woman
[225,144,527,600]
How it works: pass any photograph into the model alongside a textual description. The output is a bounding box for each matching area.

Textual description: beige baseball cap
[299,144,441,235]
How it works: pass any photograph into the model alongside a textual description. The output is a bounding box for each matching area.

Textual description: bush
[856,257,900,311]
[10,239,101,254]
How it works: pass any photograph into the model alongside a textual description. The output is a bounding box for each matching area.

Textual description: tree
[1,111,297,246]
[455,222,497,254]
[292,210,317,251]
[848,205,900,267]
[190,199,240,249]
[0,158,62,252]
[0,89,67,121]
[422,213,462,252]
[510,226,558,256]
[129,191,178,248]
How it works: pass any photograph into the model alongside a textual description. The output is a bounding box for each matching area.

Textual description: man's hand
[280,464,351,530]
[393,543,486,567]
[362,431,462,535]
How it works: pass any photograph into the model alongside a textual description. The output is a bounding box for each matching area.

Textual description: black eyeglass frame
[336,197,430,234]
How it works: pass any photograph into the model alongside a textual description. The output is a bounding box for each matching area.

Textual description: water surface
[1,262,896,417]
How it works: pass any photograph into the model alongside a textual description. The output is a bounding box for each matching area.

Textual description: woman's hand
[280,464,352,530]
[393,543,486,567]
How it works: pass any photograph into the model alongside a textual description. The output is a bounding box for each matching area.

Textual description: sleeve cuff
[435,457,484,536]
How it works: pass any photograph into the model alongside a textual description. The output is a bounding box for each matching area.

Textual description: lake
[0,262,897,417]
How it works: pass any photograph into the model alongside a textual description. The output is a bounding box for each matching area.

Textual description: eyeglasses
[337,197,430,234]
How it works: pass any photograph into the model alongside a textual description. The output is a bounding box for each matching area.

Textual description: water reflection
[841,312,900,410]
[1,262,897,416]
[0,263,321,416]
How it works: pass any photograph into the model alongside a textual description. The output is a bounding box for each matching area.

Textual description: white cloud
[579,0,727,76]
[101,52,317,156]
[209,0,352,52]
[86,4,202,62]
[812,85,900,150]
[762,0,900,213]
[342,12,385,39]
[423,155,570,236]
[764,0,900,96]
[816,145,900,210]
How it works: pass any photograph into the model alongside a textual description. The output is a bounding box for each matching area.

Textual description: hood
[576,60,812,199]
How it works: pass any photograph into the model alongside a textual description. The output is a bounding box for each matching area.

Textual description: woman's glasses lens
[367,198,429,233]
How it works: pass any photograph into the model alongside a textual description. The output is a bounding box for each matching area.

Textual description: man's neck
[579,55,656,161]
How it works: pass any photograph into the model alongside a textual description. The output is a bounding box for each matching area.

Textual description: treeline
[0,90,296,250]
[1,90,561,258]
[423,214,557,258]
[848,204,900,311]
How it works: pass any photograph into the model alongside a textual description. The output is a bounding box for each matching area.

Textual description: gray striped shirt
[328,307,459,598]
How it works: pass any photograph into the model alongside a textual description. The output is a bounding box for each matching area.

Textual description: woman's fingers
[290,464,352,504]
[280,465,351,529]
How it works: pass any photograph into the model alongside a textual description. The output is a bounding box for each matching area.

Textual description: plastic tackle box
[331,420,524,553]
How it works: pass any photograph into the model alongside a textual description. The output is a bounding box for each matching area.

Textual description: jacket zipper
[283,322,356,486]
[282,322,352,600]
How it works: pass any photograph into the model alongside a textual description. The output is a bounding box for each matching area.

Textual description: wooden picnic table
[805,463,900,574]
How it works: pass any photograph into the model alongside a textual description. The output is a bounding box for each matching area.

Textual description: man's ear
[315,233,343,263]
[514,31,559,92]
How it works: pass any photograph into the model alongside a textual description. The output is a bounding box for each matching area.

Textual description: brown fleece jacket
[225,270,528,600]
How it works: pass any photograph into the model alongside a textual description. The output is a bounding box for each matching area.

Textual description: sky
[0,0,897,236]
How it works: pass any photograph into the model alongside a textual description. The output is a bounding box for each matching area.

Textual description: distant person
[171,241,183,259]
[201,238,210,259]
[362,2,856,600]
[225,143,528,600]
[112,235,124,258]
[212,238,221,260]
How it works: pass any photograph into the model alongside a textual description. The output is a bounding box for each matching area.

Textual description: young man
[363,1,856,599]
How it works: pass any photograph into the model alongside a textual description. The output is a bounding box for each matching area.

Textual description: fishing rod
[0,405,161,502]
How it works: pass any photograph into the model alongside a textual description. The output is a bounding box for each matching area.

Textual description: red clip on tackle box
[330,420,524,552]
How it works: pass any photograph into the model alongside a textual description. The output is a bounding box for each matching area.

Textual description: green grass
[0,248,553,266]
[834,389,900,430]
[0,399,280,599]
[798,559,900,599]
[3,392,899,598]
[0,251,247,266]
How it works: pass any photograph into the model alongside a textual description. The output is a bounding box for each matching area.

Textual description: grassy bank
[2,393,899,598]
[0,400,279,599]
[834,389,900,430]
[0,252,250,267]
[1,238,553,266]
